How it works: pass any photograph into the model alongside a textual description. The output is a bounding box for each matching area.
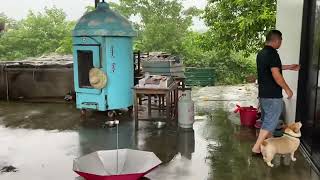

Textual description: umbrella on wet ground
[75,176,151,180]
[73,149,162,180]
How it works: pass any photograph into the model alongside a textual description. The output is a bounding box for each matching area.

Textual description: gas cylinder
[178,89,195,129]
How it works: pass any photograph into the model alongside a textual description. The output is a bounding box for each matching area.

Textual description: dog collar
[283,132,300,138]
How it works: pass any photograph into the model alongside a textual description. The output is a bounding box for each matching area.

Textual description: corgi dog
[260,122,302,167]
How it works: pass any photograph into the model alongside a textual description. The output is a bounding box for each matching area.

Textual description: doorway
[297,0,320,169]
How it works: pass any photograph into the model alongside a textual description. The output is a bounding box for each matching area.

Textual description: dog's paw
[267,162,274,167]
[291,157,297,161]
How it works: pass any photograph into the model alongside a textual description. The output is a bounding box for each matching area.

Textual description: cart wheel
[80,109,87,122]
[107,111,116,118]
[104,111,117,128]
[80,109,87,116]
[128,106,133,118]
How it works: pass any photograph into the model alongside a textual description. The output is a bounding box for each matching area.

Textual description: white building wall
[276,0,304,123]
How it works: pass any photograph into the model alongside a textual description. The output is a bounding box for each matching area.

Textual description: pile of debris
[140,52,185,78]
[0,54,73,67]
[138,74,174,88]
[141,52,181,63]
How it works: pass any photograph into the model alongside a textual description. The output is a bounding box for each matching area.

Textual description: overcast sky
[0,0,208,31]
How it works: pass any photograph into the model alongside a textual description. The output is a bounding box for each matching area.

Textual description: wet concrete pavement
[0,84,319,180]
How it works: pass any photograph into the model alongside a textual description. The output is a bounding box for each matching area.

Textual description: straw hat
[89,68,107,89]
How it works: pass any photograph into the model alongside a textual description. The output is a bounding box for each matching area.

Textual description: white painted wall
[276,0,304,123]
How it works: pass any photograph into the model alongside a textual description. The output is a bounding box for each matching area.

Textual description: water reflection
[0,126,79,180]
[206,109,315,180]
[0,100,318,180]
[78,120,195,164]
[177,129,195,160]
[77,120,197,179]
[78,121,136,156]
[134,125,178,164]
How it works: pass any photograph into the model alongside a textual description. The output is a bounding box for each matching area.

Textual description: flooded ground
[0,84,319,180]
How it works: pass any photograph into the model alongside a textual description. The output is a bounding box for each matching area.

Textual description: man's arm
[271,67,293,99]
[282,65,291,70]
[282,64,300,71]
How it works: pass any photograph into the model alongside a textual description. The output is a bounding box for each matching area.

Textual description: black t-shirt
[256,46,283,98]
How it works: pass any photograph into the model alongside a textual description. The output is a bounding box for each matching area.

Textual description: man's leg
[252,98,283,153]
[252,129,270,153]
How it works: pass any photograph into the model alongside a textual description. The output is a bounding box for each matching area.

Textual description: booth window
[77,50,94,88]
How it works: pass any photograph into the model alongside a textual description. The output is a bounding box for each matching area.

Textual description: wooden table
[133,83,178,130]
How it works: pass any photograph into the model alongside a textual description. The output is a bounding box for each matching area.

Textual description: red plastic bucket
[234,105,260,127]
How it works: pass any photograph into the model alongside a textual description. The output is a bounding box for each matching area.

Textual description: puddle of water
[0,102,80,130]
[0,84,318,180]
[202,109,317,180]
[0,126,79,180]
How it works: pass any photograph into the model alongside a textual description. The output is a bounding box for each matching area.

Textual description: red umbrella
[73,149,162,180]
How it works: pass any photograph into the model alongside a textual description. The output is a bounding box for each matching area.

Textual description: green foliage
[0,13,18,30]
[55,21,76,54]
[177,0,275,84]
[85,6,95,13]
[111,0,196,54]
[0,1,266,85]
[210,52,256,85]
[180,31,207,66]
[0,13,6,27]
[181,32,256,85]
[204,0,276,54]
[0,7,74,60]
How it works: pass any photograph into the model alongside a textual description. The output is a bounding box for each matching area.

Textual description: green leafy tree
[180,31,256,85]
[203,0,276,54]
[0,14,6,32]
[181,31,208,66]
[55,21,76,54]
[0,7,74,60]
[0,13,18,31]
[110,0,198,54]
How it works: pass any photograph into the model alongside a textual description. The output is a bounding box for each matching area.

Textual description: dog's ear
[290,122,301,133]
[287,123,295,130]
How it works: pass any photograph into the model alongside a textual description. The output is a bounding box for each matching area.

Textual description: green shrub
[180,32,257,85]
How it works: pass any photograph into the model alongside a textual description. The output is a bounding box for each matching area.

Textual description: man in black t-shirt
[252,30,300,155]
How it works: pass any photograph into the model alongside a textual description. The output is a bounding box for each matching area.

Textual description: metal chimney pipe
[95,0,99,8]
